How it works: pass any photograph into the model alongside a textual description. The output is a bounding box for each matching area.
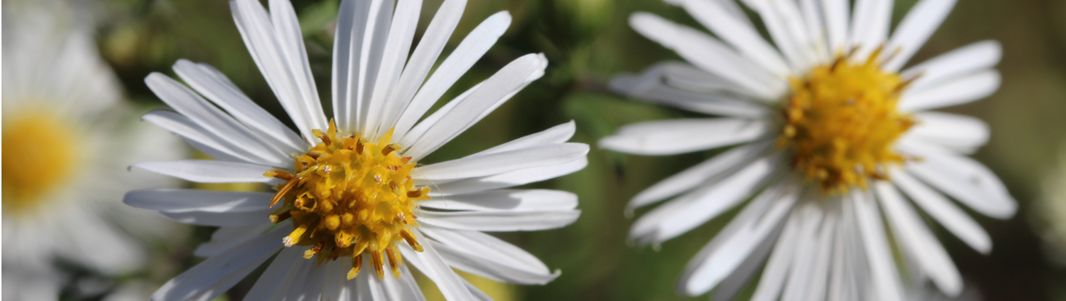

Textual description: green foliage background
[86,0,1066,300]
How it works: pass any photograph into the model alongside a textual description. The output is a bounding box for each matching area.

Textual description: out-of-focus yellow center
[267,121,428,280]
[2,111,80,214]
[778,49,915,194]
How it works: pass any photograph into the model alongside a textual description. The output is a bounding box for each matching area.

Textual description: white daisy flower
[2,1,185,300]
[603,0,1016,299]
[123,0,587,299]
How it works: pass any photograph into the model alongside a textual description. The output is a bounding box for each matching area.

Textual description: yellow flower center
[2,110,80,214]
[267,121,428,280]
[778,49,916,194]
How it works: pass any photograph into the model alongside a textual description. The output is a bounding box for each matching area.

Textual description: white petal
[415,143,587,181]
[152,226,287,301]
[837,206,869,300]
[799,0,831,60]
[318,262,350,301]
[463,282,492,301]
[186,140,249,164]
[366,0,423,136]
[790,0,830,63]
[145,73,289,166]
[802,211,838,301]
[383,0,466,133]
[906,112,989,154]
[160,208,271,227]
[677,178,798,296]
[171,60,304,152]
[875,181,962,296]
[268,0,325,134]
[608,67,770,117]
[883,0,957,71]
[419,209,579,232]
[827,214,851,301]
[244,248,307,301]
[123,189,273,227]
[422,227,557,284]
[357,0,397,134]
[194,224,273,257]
[630,154,783,244]
[366,0,423,137]
[902,41,1002,91]
[899,140,1017,218]
[851,190,904,301]
[712,223,777,301]
[285,255,329,301]
[743,0,818,71]
[600,118,769,155]
[629,61,737,93]
[890,170,992,253]
[751,209,802,301]
[629,12,784,100]
[394,82,475,145]
[354,269,377,301]
[419,189,577,212]
[379,265,425,301]
[132,160,275,183]
[780,203,832,301]
[675,0,789,77]
[347,0,394,133]
[628,140,770,210]
[394,89,498,157]
[429,158,587,196]
[124,188,270,214]
[776,0,827,64]
[464,121,576,158]
[400,233,477,301]
[849,0,893,56]
[848,218,875,298]
[402,53,547,160]
[391,11,512,138]
[231,0,327,140]
[822,0,850,52]
[332,0,370,130]
[900,70,1000,112]
[142,110,267,165]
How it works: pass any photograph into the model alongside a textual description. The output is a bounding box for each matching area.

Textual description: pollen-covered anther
[778,48,916,194]
[265,121,429,280]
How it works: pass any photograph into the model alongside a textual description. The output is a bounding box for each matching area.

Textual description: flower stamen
[779,48,917,194]
[266,121,428,280]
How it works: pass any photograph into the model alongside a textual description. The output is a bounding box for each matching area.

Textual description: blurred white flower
[124,0,587,299]
[603,0,1015,299]
[1,1,185,300]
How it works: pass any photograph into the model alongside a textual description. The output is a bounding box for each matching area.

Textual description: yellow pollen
[778,48,916,194]
[2,110,80,214]
[266,121,428,280]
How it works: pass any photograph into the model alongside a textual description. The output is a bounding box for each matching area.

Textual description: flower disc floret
[779,48,916,194]
[267,121,428,280]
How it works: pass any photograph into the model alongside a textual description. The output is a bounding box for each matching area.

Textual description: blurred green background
[81,0,1066,300]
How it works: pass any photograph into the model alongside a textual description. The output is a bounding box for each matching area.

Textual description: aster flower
[2,1,185,300]
[124,0,587,299]
[603,0,1015,299]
